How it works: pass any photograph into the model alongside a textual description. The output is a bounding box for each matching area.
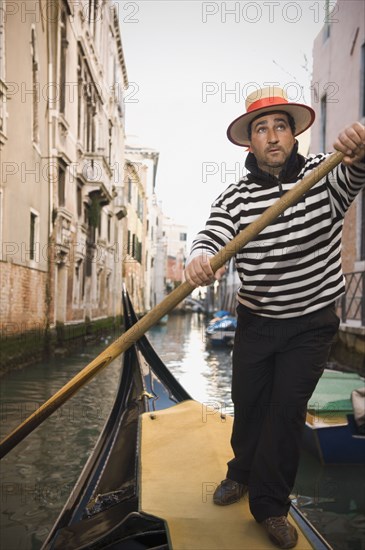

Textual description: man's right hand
[184,256,226,287]
[333,121,365,165]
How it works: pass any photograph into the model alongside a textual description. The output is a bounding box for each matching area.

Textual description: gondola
[303,369,365,464]
[42,290,332,550]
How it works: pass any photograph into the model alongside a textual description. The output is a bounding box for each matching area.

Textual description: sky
[119,0,329,246]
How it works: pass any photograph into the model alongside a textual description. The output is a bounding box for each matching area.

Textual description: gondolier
[185,86,365,549]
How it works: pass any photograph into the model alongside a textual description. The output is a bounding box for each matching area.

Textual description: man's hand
[185,256,226,287]
[333,122,365,165]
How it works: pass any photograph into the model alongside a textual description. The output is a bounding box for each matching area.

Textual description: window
[105,272,111,306]
[29,210,39,261]
[96,267,103,306]
[86,83,96,152]
[136,238,142,263]
[129,235,142,263]
[137,193,143,220]
[180,233,187,241]
[77,53,82,140]
[127,230,131,255]
[58,162,66,207]
[320,94,327,151]
[60,9,68,114]
[98,208,102,236]
[108,120,113,164]
[129,233,142,262]
[84,203,89,225]
[77,56,98,152]
[74,261,80,304]
[77,180,83,218]
[73,259,84,306]
[107,213,112,242]
[323,0,331,41]
[88,0,98,35]
[31,27,39,145]
[127,177,132,203]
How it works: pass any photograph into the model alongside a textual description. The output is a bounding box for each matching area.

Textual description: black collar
[244,141,306,187]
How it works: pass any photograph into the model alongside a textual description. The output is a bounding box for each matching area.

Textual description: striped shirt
[188,145,365,318]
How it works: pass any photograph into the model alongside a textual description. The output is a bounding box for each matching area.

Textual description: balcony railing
[338,271,365,326]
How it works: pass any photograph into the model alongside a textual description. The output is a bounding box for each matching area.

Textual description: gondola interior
[42,290,332,550]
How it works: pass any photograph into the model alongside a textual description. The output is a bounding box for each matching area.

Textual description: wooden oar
[0,150,344,459]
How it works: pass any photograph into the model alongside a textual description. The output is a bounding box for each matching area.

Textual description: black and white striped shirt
[188,145,365,318]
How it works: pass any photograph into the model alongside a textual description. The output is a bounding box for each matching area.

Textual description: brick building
[0,0,129,367]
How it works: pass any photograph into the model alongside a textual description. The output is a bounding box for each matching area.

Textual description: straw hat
[227,86,315,147]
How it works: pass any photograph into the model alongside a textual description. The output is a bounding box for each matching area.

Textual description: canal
[0,312,364,550]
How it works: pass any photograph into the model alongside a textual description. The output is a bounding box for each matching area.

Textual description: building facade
[1,0,128,366]
[163,218,188,292]
[310,0,365,275]
[311,0,365,336]
[148,196,167,308]
[123,142,161,312]
[122,158,148,314]
[1,0,51,350]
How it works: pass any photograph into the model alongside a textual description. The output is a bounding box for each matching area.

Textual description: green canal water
[0,313,364,549]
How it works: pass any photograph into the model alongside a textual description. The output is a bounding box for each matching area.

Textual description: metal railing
[339,271,365,326]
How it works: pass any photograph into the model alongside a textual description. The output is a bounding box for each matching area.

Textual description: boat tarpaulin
[139,399,313,550]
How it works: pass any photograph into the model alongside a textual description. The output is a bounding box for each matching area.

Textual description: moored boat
[303,369,365,464]
[206,316,237,346]
[42,290,332,549]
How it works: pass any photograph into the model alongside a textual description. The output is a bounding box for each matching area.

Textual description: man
[185,87,365,549]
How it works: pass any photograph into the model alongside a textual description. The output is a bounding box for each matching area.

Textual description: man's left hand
[333,122,365,165]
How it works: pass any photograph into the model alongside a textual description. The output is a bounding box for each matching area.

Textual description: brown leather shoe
[261,516,298,549]
[213,478,247,505]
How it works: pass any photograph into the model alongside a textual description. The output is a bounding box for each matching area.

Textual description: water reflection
[294,451,365,550]
[0,342,123,550]
[147,313,234,413]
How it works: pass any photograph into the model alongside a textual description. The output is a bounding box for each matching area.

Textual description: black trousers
[227,302,340,522]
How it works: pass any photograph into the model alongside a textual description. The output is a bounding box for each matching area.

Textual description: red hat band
[247,96,289,113]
